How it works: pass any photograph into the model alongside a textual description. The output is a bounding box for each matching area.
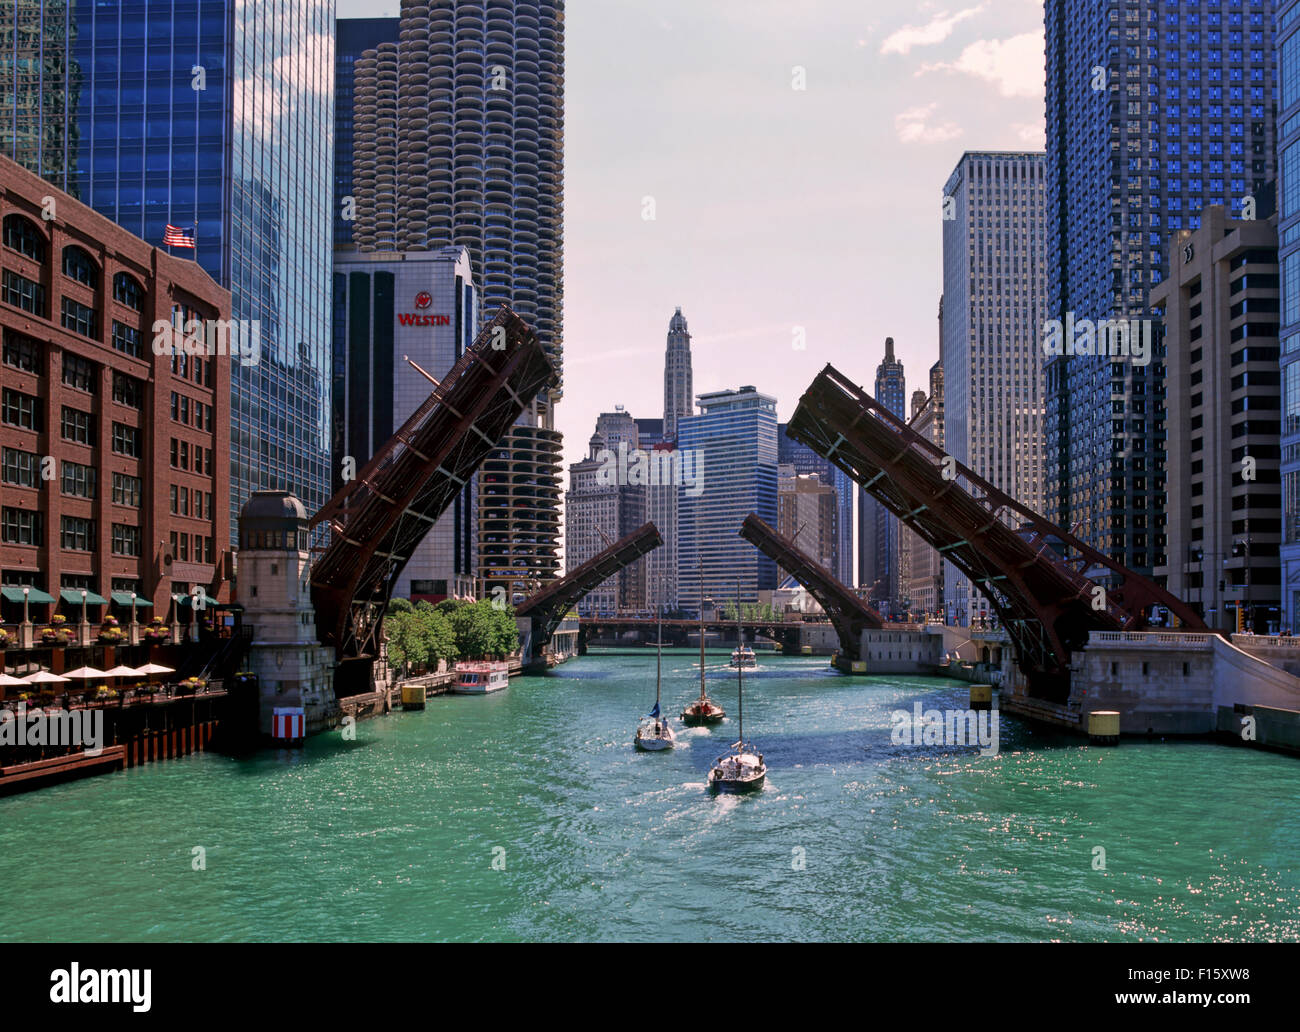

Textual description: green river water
[2,649,1297,942]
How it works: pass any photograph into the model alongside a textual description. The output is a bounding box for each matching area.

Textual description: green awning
[60,588,109,606]
[1,586,56,604]
[173,591,219,608]
[110,592,152,608]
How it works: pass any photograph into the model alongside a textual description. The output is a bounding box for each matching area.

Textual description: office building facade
[0,0,336,544]
[677,386,778,613]
[859,338,905,611]
[331,245,479,601]
[663,306,692,440]
[335,17,400,248]
[1044,0,1278,578]
[1153,206,1280,633]
[1278,0,1300,630]
[941,150,1047,624]
[778,423,854,586]
[0,154,230,624]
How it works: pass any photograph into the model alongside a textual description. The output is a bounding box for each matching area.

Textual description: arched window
[2,214,46,262]
[62,245,98,288]
[112,272,144,310]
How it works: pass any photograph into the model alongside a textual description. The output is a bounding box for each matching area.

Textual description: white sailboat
[709,585,766,792]
[635,606,676,752]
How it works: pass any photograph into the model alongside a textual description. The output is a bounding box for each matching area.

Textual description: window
[111,321,143,358]
[112,372,144,409]
[61,407,94,445]
[61,245,98,288]
[1,447,38,487]
[2,214,45,261]
[111,422,140,457]
[3,385,41,430]
[112,272,144,310]
[2,332,40,373]
[62,352,97,393]
[180,440,189,468]
[61,297,97,338]
[2,270,46,316]
[169,484,178,515]
[61,460,96,499]
[1,508,42,546]
[204,448,212,475]
[111,524,141,557]
[112,472,142,507]
[60,516,96,552]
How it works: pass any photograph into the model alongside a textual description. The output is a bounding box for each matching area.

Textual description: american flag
[163,223,196,248]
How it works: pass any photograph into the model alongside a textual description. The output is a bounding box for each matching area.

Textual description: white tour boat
[451,661,510,695]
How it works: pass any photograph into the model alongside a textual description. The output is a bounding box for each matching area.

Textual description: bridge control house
[0,155,231,644]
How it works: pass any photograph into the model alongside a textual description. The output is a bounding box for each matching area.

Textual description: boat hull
[708,771,766,793]
[680,704,725,726]
[634,734,675,751]
[450,683,507,695]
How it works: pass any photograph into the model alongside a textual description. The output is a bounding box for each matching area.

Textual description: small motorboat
[729,645,756,668]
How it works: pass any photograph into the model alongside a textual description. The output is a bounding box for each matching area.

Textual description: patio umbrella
[23,670,70,685]
[136,663,175,675]
[63,666,107,680]
[103,665,142,699]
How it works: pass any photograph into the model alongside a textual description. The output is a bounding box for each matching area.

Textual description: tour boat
[635,608,676,751]
[451,661,509,695]
[681,565,725,726]
[710,586,766,792]
[730,645,756,668]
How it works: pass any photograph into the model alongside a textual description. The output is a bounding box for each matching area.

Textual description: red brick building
[0,154,231,630]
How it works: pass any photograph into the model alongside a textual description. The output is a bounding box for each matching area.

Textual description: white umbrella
[63,666,107,680]
[0,672,28,687]
[136,663,175,674]
[23,670,70,684]
[103,665,142,677]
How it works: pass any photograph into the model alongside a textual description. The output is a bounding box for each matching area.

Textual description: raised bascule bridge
[738,513,886,669]
[515,522,663,665]
[779,364,1300,736]
[308,305,558,695]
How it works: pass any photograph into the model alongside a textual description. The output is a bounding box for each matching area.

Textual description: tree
[426,608,458,663]
[385,610,430,675]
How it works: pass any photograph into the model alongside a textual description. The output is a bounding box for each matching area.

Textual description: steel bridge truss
[787,364,1205,693]
[738,513,882,661]
[516,522,663,648]
[310,305,558,673]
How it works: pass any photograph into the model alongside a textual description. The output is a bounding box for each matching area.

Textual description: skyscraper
[1044,0,1278,577]
[677,386,778,613]
[0,1,337,543]
[347,0,565,601]
[941,151,1047,623]
[859,338,905,610]
[1277,0,1300,630]
[778,423,854,586]
[334,17,400,248]
[663,306,693,440]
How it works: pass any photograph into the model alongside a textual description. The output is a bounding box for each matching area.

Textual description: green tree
[385,611,430,675]
[388,597,414,614]
[426,608,458,663]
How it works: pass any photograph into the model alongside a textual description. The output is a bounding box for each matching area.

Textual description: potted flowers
[0,626,9,650]
[144,617,170,644]
[97,616,126,644]
[177,676,206,696]
[38,615,75,646]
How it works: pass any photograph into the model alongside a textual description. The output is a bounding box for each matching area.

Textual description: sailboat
[708,584,766,792]
[681,563,725,726]
[635,606,676,751]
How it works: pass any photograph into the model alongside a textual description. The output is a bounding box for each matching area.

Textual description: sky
[338,0,1047,476]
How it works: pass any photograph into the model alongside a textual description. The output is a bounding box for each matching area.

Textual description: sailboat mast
[698,560,706,700]
[655,604,662,706]
[736,581,744,743]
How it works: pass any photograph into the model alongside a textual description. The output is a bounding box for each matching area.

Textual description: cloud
[880,6,985,56]
[918,31,1044,98]
[894,104,963,145]
[1012,121,1044,145]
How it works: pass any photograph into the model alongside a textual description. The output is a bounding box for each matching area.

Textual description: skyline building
[346,0,566,602]
[663,306,693,440]
[334,17,400,248]
[777,465,836,584]
[906,361,945,618]
[1278,0,1300,630]
[330,245,479,602]
[941,150,1048,624]
[677,385,778,613]
[859,337,905,611]
[1043,0,1278,579]
[0,0,337,545]
[777,423,854,586]
[1152,205,1281,634]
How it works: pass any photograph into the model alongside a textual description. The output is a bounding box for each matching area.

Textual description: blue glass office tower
[1044,0,1277,579]
[1279,0,1300,630]
[677,386,778,614]
[334,16,397,247]
[0,1,335,541]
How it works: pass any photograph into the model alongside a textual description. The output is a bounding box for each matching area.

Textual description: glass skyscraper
[677,386,778,614]
[0,0,336,539]
[1044,0,1277,579]
[1278,0,1300,630]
